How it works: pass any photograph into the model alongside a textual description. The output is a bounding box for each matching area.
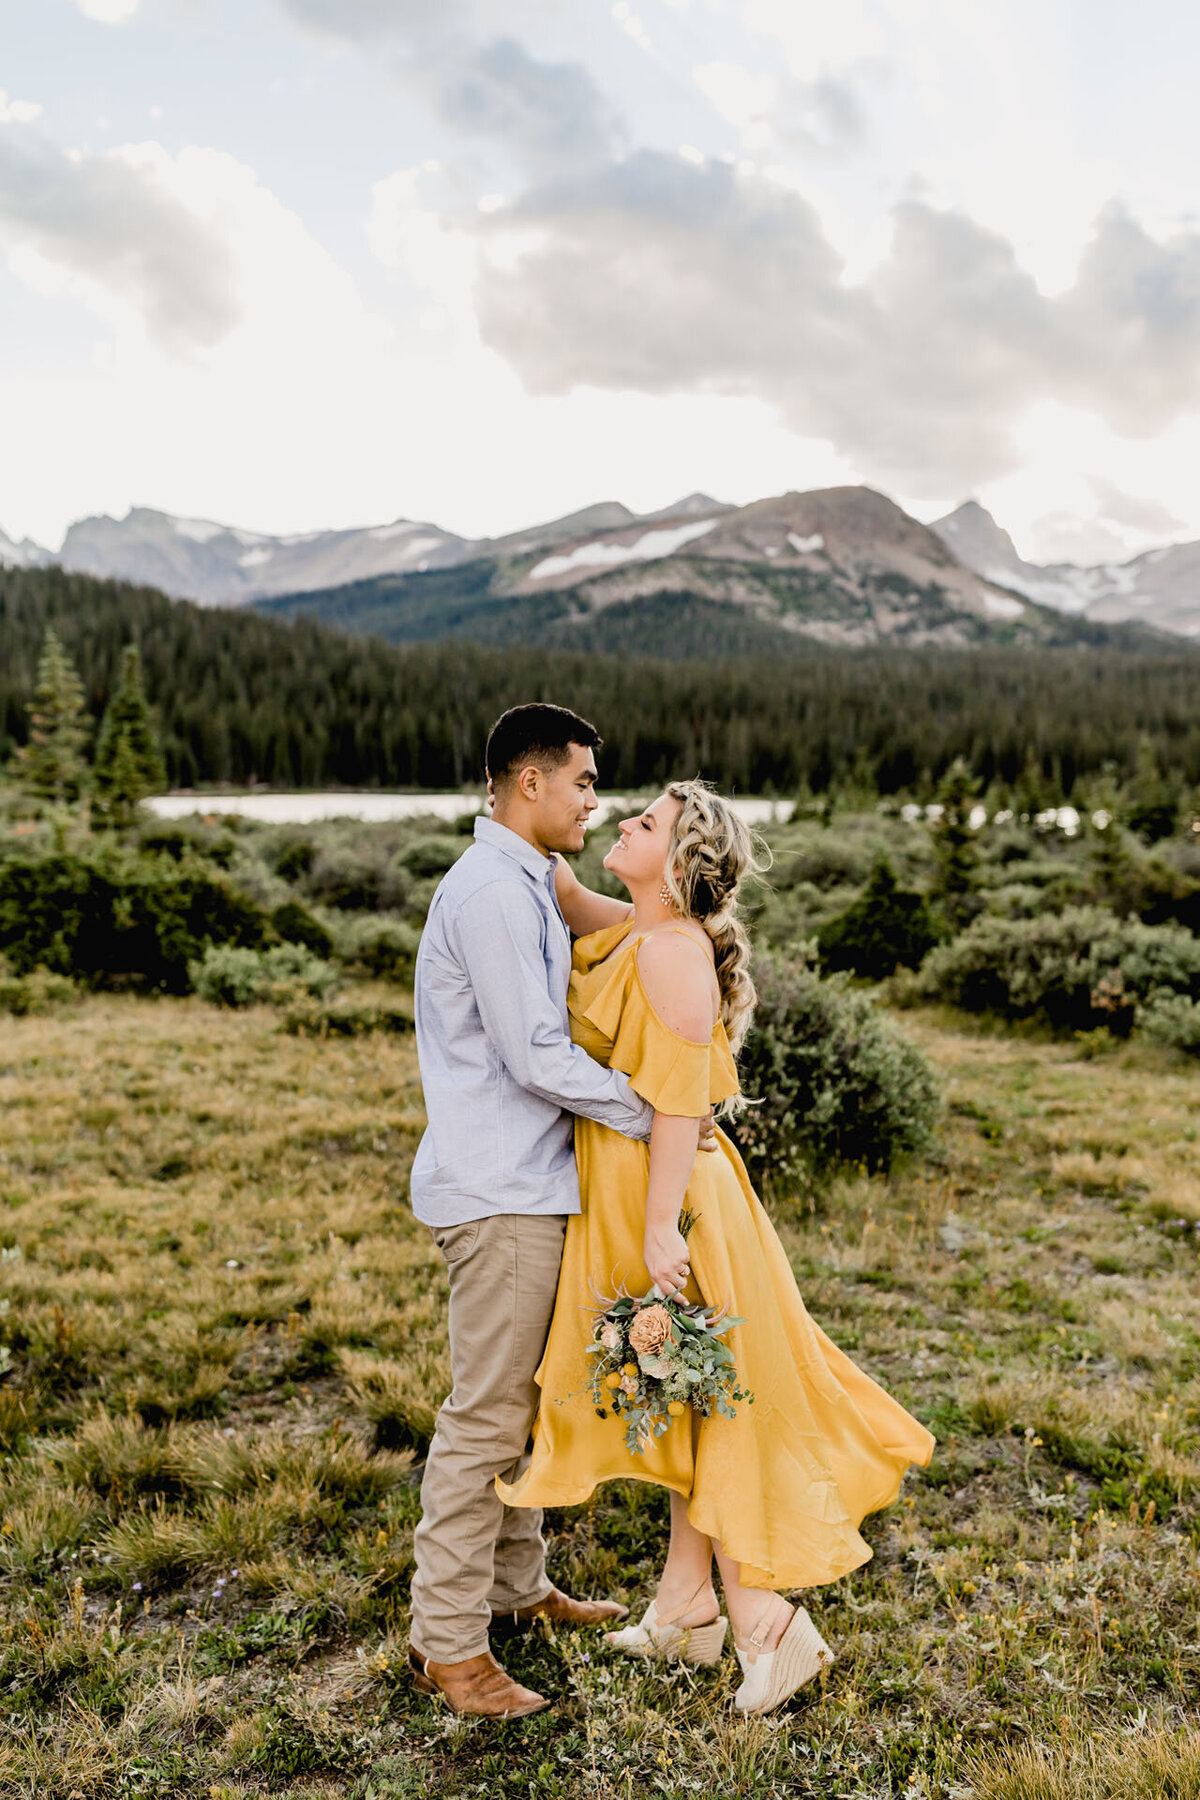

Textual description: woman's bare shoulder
[635,929,719,1040]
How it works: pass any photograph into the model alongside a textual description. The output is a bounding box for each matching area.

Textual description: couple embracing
[406,703,935,1719]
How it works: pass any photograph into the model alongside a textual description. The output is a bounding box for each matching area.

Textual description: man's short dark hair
[485,703,602,788]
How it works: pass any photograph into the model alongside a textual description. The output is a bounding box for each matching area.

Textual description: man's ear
[516,764,541,803]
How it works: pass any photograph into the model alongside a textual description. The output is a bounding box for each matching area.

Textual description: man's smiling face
[534,741,600,855]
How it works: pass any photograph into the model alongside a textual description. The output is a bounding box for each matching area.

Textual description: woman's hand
[644,1220,691,1299]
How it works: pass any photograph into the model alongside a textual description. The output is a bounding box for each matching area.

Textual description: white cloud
[0,92,44,124]
[694,60,865,157]
[467,150,1200,504]
[0,129,241,353]
[741,0,884,80]
[366,165,480,335]
[76,0,140,21]
[7,0,1200,557]
[953,403,1200,566]
[0,140,858,549]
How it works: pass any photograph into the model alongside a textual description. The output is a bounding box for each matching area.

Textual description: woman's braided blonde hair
[662,779,771,1058]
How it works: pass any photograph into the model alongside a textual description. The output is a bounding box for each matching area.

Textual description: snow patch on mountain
[931,501,1200,634]
[172,517,226,544]
[787,532,824,555]
[529,517,718,582]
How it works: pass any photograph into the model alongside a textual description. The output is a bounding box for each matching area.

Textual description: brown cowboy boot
[493,1584,630,1632]
[407,1646,551,1719]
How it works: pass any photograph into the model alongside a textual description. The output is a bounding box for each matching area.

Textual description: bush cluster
[1138,993,1200,1057]
[916,905,1200,1034]
[732,952,940,1192]
[189,943,338,1008]
[0,850,270,993]
[328,915,421,984]
[0,958,77,1016]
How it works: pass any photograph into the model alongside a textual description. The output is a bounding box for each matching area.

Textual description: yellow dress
[495,919,936,1590]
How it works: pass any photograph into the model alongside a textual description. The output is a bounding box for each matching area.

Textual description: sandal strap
[656,1573,718,1628]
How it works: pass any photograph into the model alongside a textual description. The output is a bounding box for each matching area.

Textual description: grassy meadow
[2,977,1199,1799]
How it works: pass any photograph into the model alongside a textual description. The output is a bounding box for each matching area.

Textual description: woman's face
[602,793,682,891]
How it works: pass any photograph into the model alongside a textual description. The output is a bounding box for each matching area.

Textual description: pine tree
[930,757,981,927]
[1123,737,1179,844]
[16,627,90,804]
[91,645,167,830]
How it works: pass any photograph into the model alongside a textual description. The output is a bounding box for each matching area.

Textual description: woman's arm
[637,933,722,1296]
[553,852,634,938]
[643,1112,702,1296]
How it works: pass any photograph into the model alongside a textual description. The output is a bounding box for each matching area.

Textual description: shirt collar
[473,814,556,884]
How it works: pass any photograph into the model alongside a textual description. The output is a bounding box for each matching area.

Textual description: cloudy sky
[4,0,1200,563]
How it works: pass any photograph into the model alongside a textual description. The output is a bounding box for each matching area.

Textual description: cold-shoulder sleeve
[580,948,741,1116]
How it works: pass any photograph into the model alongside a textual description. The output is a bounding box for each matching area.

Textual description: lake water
[146,791,796,828]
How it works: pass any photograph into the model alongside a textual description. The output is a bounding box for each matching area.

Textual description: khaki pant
[409,1211,568,1663]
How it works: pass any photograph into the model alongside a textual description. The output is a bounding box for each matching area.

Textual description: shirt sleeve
[452,881,655,1141]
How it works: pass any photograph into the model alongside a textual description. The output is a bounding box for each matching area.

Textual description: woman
[495,780,935,1713]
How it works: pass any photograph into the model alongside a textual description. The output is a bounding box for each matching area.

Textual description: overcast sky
[4,0,1200,563]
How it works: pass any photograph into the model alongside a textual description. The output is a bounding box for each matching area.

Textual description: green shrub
[189,943,338,1008]
[135,824,192,862]
[331,915,420,983]
[817,859,943,978]
[982,882,1048,919]
[0,850,270,992]
[731,952,940,1192]
[305,844,387,911]
[917,905,1200,1034]
[302,839,413,912]
[137,821,236,868]
[0,959,77,1015]
[1087,827,1200,931]
[270,899,334,958]
[401,875,442,928]
[272,837,316,883]
[1138,993,1200,1056]
[775,835,881,891]
[396,834,464,879]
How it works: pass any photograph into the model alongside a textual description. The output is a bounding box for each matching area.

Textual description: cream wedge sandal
[733,1602,835,1713]
[605,1585,729,1668]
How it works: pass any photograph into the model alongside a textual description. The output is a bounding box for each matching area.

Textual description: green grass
[1,992,1198,1797]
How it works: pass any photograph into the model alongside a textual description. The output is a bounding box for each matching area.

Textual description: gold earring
[658,881,671,906]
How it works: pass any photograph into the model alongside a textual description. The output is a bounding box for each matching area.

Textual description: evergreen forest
[4,562,1200,797]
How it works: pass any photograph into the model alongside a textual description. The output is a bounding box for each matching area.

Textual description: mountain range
[3,488,1197,653]
[930,502,1200,639]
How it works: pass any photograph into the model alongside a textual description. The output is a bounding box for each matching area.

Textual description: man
[407,703,658,1720]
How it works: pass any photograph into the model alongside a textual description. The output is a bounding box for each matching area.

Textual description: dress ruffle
[573,921,740,1117]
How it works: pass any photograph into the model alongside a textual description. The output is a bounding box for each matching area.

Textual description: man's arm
[453,881,654,1140]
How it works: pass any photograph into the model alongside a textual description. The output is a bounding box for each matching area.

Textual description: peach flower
[629,1304,672,1355]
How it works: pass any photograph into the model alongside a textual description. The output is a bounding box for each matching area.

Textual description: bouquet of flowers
[585,1211,753,1456]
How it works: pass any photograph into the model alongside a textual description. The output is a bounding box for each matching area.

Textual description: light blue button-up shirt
[409,815,654,1227]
